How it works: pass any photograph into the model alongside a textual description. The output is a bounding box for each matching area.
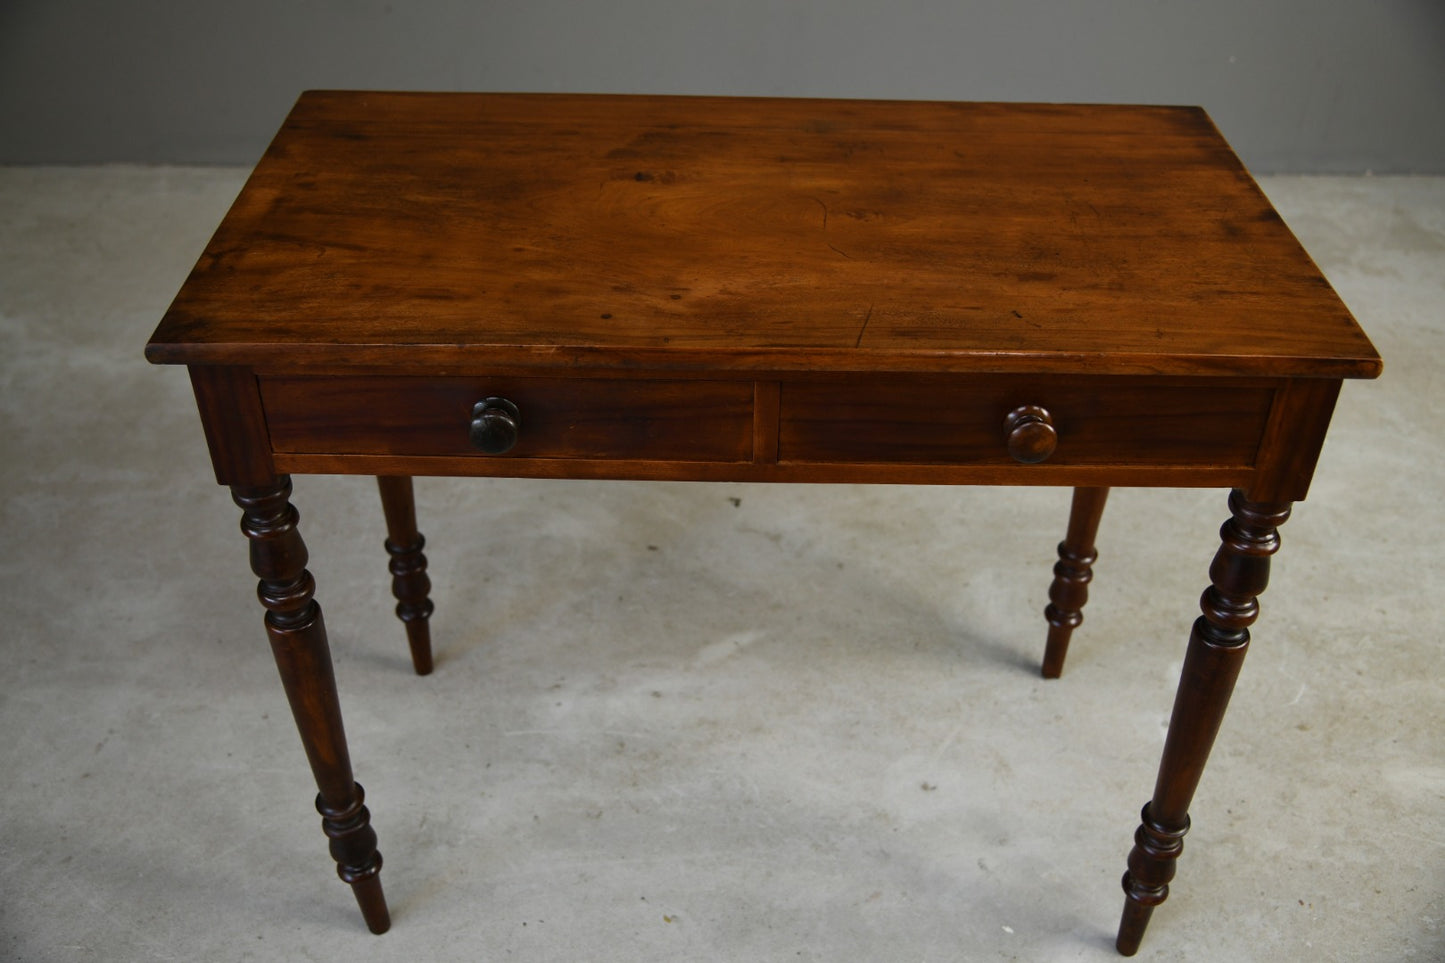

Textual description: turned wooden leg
[1115,490,1290,956]
[1042,486,1109,678]
[233,477,391,935]
[377,476,434,676]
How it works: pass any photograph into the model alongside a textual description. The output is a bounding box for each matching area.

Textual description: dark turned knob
[469,397,521,454]
[1003,404,1057,463]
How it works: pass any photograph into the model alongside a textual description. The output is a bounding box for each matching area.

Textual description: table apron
[250,371,1296,490]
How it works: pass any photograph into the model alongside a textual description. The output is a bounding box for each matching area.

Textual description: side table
[145,91,1381,954]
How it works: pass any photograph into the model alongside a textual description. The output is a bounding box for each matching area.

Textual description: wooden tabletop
[147,91,1380,379]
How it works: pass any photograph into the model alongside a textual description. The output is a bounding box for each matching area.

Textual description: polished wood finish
[261,372,1274,482]
[1116,491,1291,955]
[1043,486,1110,678]
[231,477,388,933]
[146,92,1381,953]
[188,366,274,486]
[468,398,522,455]
[376,476,433,675]
[262,374,755,463]
[777,376,1272,474]
[1249,378,1345,503]
[147,92,1380,382]
[1003,404,1057,464]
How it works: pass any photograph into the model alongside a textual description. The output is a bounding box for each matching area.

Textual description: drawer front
[779,377,1273,468]
[261,375,755,462]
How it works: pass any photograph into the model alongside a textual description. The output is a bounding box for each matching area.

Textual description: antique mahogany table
[146,91,1381,955]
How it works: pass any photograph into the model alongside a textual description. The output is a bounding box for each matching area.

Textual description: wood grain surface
[148,92,1381,379]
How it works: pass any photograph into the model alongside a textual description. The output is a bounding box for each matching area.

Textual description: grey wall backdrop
[2,0,1442,171]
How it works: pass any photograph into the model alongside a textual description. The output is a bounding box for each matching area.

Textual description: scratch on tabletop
[855,304,874,348]
[810,195,829,230]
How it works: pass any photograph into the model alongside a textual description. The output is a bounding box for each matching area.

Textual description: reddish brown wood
[1248,378,1344,503]
[260,372,1275,482]
[778,376,1272,469]
[146,93,1381,381]
[1042,486,1109,678]
[231,477,390,934]
[753,380,781,464]
[261,375,754,463]
[1003,404,1057,464]
[144,94,1383,948]
[376,476,434,676]
[187,366,274,486]
[1116,490,1290,955]
[273,450,1255,489]
[468,397,522,455]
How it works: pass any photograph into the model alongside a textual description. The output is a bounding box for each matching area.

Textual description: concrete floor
[1,168,1441,962]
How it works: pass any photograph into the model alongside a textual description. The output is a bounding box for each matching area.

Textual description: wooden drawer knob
[1004,404,1057,463]
[469,397,521,454]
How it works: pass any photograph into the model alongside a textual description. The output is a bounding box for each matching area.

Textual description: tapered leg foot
[1115,899,1152,957]
[233,477,391,934]
[1115,490,1290,954]
[1042,486,1109,678]
[377,476,434,675]
[350,873,391,934]
[320,785,390,933]
[1115,803,1187,954]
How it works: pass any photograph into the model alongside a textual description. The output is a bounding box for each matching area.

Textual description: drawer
[261,375,755,462]
[779,377,1274,468]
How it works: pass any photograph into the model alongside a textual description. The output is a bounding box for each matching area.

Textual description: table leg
[1115,490,1290,956]
[376,475,434,675]
[232,477,391,935]
[1042,486,1109,678]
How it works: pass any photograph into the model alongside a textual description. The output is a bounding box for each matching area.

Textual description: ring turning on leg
[1042,487,1109,678]
[1115,490,1290,955]
[377,476,435,675]
[233,477,391,934]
